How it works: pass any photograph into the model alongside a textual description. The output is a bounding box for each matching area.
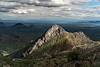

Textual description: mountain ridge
[10,24,93,58]
[29,24,66,54]
[1,24,100,67]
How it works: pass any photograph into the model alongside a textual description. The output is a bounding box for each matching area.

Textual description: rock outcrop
[29,24,66,54]
[29,24,91,54]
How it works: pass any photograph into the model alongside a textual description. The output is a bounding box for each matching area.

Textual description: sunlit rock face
[29,25,66,54]
[10,24,95,58]
[29,24,91,54]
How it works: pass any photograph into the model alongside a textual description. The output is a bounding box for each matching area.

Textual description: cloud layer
[0,0,100,19]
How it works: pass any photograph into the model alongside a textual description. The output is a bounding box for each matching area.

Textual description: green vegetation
[0,47,95,67]
[0,37,96,67]
[0,24,100,67]
[27,34,73,59]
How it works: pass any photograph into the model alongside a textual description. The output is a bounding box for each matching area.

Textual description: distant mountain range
[0,21,100,55]
[11,23,28,28]
[0,22,6,27]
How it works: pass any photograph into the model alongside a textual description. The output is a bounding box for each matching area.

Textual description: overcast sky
[0,0,100,20]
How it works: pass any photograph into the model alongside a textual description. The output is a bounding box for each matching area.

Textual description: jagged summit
[45,24,65,38]
[29,24,90,54]
[29,24,66,54]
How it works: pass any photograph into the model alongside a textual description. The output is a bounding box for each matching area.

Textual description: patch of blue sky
[83,0,100,8]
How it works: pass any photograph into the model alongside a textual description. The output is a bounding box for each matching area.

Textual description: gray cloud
[31,0,91,6]
[0,1,22,12]
[0,0,91,6]
[0,1,21,7]
[0,7,10,12]
[0,0,100,19]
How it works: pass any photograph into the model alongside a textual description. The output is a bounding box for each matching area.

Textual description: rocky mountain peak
[29,24,91,54]
[29,24,66,54]
[45,24,65,38]
[10,24,93,58]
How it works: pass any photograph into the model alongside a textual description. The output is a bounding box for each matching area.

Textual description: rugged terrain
[0,24,100,67]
